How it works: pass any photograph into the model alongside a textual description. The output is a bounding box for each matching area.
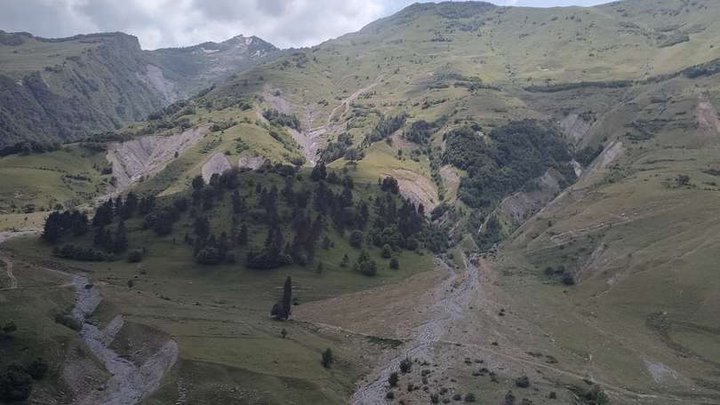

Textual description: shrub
[349,230,364,248]
[54,313,82,331]
[127,249,144,263]
[464,393,476,402]
[388,371,399,387]
[2,321,16,335]
[381,244,393,258]
[321,348,334,368]
[399,358,412,374]
[26,358,48,380]
[515,376,530,388]
[389,257,399,270]
[0,364,33,402]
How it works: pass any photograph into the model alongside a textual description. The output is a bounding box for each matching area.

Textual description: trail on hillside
[1,256,16,290]
[292,74,386,165]
[351,255,478,404]
[0,231,36,290]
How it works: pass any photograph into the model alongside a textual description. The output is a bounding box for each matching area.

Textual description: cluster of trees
[262,109,301,131]
[363,113,407,145]
[44,159,440,276]
[172,164,435,272]
[0,140,60,157]
[443,120,574,210]
[575,144,604,167]
[403,117,446,145]
[0,358,48,402]
[319,133,354,162]
[42,211,89,243]
[43,192,157,261]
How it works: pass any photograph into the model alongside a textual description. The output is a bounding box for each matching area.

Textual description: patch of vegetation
[575,144,604,167]
[263,109,301,131]
[403,117,447,145]
[363,113,407,145]
[443,120,573,210]
[524,80,632,93]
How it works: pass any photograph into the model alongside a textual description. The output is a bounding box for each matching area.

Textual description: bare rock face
[201,153,232,182]
[559,113,594,143]
[106,126,207,190]
[238,154,267,170]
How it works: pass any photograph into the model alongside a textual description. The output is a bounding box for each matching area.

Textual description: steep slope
[0,31,277,147]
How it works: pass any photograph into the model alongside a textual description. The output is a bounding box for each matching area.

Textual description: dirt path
[0,231,36,290]
[325,75,385,127]
[351,255,478,404]
[1,256,16,289]
[290,74,386,165]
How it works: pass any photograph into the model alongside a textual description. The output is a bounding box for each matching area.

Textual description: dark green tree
[321,348,334,368]
[271,277,292,320]
[0,365,32,402]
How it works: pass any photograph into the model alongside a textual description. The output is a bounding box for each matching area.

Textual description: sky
[1,0,612,50]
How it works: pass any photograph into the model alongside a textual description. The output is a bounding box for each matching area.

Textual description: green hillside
[3,0,720,404]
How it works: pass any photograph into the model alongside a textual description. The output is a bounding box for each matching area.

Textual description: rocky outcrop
[106,126,207,189]
[201,153,232,182]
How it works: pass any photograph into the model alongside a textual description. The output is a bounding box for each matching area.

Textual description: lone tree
[271,276,292,320]
[388,372,399,387]
[321,348,334,368]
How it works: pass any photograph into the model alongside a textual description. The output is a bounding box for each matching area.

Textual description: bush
[399,358,412,374]
[26,358,48,380]
[388,372,399,387]
[321,348,334,368]
[389,257,399,270]
[349,230,364,248]
[464,393,477,402]
[2,321,16,335]
[0,365,33,402]
[515,375,530,388]
[562,272,576,286]
[381,244,393,259]
[127,249,144,263]
[54,313,82,331]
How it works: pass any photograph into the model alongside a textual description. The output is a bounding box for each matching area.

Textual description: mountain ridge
[0,30,279,147]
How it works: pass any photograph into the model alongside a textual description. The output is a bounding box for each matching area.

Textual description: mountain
[2,1,720,404]
[0,31,278,147]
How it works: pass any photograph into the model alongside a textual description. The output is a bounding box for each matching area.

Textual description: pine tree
[42,212,63,243]
[271,276,292,320]
[282,276,292,316]
[113,221,128,253]
[237,223,248,246]
[311,162,327,181]
[321,348,334,368]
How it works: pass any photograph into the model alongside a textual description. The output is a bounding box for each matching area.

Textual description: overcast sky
[1,0,612,50]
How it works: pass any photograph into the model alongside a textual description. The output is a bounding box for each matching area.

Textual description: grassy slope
[4,0,720,402]
[493,71,720,399]
[0,145,110,214]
